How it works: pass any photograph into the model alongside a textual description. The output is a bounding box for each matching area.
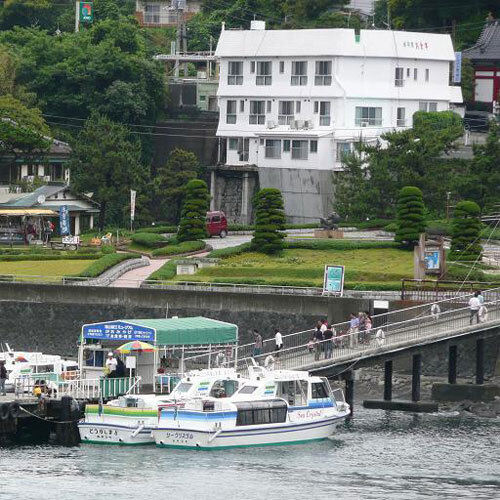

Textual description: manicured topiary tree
[177,179,210,242]
[395,186,426,247]
[251,188,286,254]
[449,200,482,262]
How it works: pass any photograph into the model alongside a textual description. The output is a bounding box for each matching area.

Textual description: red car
[206,211,228,238]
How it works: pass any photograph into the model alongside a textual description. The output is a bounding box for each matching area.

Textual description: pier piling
[411,354,422,402]
[448,345,457,384]
[384,360,393,401]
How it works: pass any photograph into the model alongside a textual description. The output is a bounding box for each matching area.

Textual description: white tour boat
[153,366,350,450]
[78,368,247,445]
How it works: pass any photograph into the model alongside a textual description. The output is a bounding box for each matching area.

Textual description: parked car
[463,111,497,132]
[206,211,228,238]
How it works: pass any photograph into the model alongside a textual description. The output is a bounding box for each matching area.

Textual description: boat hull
[78,421,155,445]
[154,415,346,450]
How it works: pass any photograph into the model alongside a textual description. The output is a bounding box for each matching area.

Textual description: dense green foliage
[285,240,399,251]
[76,252,136,278]
[0,253,97,262]
[395,186,426,246]
[153,148,200,223]
[449,201,483,262]
[251,188,286,254]
[130,232,168,249]
[139,225,178,234]
[151,240,206,256]
[177,179,210,242]
[70,113,146,229]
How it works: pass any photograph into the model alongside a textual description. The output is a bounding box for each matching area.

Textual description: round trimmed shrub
[395,186,426,247]
[449,200,482,262]
[251,188,286,254]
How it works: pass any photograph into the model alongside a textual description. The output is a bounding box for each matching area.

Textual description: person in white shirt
[105,352,117,378]
[274,328,283,357]
[469,292,481,325]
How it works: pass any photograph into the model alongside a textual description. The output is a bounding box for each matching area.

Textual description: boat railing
[155,373,182,394]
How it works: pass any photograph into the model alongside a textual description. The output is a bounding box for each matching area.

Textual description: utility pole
[387,1,391,30]
[75,1,80,32]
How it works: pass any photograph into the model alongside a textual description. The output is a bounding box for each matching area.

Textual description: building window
[310,140,318,153]
[249,100,265,124]
[267,100,272,113]
[406,68,410,77]
[228,61,243,85]
[27,165,35,176]
[228,138,238,150]
[240,100,245,112]
[291,61,307,86]
[238,138,249,161]
[419,101,437,112]
[395,67,404,87]
[279,61,284,73]
[291,140,308,160]
[397,107,406,127]
[256,61,272,85]
[295,101,301,113]
[250,61,255,73]
[319,101,331,126]
[355,107,382,126]
[425,68,430,82]
[265,139,281,159]
[336,142,352,161]
[278,101,294,125]
[144,3,160,24]
[414,68,418,80]
[314,101,319,113]
[226,100,237,124]
[283,140,291,152]
[315,61,332,85]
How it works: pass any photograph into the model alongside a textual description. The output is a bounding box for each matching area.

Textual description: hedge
[75,253,137,278]
[148,259,179,281]
[0,254,99,262]
[130,232,168,249]
[152,240,205,256]
[208,243,252,258]
[285,240,400,250]
[138,225,177,234]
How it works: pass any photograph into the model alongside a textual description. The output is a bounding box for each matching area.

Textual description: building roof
[215,28,455,61]
[463,20,500,62]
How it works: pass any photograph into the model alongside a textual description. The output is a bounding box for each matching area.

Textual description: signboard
[79,2,93,23]
[130,190,136,222]
[59,205,70,236]
[125,356,136,369]
[425,250,440,270]
[453,51,462,83]
[323,265,345,295]
[82,321,155,342]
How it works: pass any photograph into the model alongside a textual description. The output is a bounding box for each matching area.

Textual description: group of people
[104,352,126,378]
[253,329,283,358]
[469,290,487,325]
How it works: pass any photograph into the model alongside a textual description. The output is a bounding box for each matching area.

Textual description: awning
[0,209,58,216]
[81,317,238,346]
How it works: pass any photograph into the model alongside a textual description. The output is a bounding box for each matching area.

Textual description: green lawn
[174,248,414,289]
[0,260,94,281]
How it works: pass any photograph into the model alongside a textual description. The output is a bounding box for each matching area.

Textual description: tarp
[126,317,238,346]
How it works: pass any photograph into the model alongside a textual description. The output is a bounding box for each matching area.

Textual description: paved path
[110,258,169,288]
[204,234,251,249]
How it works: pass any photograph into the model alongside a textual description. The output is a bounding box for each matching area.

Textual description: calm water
[1,408,499,500]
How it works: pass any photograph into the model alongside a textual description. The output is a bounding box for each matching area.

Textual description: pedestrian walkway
[110,258,169,288]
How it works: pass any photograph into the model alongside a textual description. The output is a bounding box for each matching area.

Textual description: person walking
[274,328,283,357]
[469,292,481,325]
[358,311,366,344]
[348,313,359,347]
[253,330,263,358]
[0,360,7,396]
[323,325,334,359]
[314,322,323,361]
[364,312,373,344]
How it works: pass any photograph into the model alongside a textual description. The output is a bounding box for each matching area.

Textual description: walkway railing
[184,287,500,375]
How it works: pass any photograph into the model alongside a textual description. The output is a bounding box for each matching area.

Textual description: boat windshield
[237,385,258,395]
[172,382,193,395]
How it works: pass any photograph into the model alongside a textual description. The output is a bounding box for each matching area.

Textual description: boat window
[276,380,308,406]
[34,364,54,374]
[238,385,257,394]
[235,400,287,426]
[172,382,192,394]
[311,382,329,399]
[209,379,239,398]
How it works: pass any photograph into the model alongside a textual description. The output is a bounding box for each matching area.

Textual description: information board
[59,205,70,236]
[82,321,155,342]
[323,265,345,295]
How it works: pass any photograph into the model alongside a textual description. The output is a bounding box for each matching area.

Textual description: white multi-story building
[212,23,462,223]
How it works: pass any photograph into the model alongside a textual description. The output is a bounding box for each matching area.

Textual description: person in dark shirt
[323,326,334,359]
[314,322,323,360]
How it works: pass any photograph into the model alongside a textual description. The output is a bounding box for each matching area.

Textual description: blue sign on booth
[59,205,70,236]
[82,321,155,342]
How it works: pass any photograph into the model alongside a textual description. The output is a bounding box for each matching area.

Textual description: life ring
[478,305,488,322]
[430,304,441,320]
[264,355,275,370]
[9,402,20,419]
[0,403,10,420]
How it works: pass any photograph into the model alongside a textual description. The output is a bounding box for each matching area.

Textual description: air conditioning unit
[360,121,369,127]
[304,120,313,129]
[290,120,298,130]
[293,120,305,129]
[266,120,277,129]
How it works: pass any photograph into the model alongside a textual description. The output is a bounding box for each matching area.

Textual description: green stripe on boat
[85,405,158,417]
[156,437,327,450]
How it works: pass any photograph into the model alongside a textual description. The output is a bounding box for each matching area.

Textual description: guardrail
[401,279,500,301]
